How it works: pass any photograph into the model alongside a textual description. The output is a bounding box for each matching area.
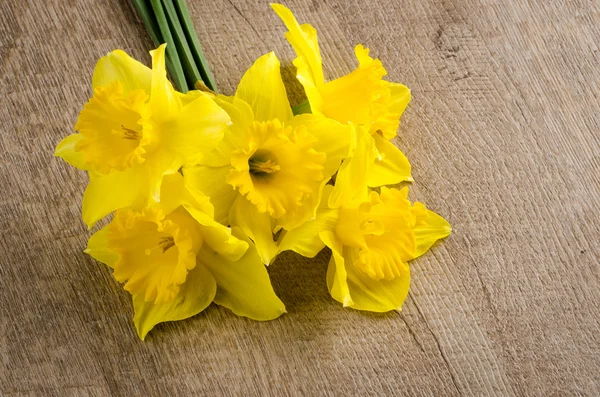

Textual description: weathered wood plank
[1,0,599,395]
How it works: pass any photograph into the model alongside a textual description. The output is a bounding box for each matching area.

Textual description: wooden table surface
[2,0,599,395]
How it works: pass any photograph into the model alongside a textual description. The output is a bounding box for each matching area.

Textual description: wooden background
[1,0,599,395]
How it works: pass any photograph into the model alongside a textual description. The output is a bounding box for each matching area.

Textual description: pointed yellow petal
[271,4,324,85]
[413,204,452,258]
[189,198,249,262]
[163,93,230,166]
[176,88,203,107]
[271,4,325,112]
[158,172,214,218]
[154,172,187,215]
[54,133,88,170]
[150,44,182,123]
[293,56,324,114]
[161,172,248,262]
[183,165,238,225]
[201,227,285,320]
[321,230,353,307]
[275,178,327,231]
[84,224,118,268]
[343,246,411,312]
[198,222,249,262]
[82,166,148,228]
[144,149,184,203]
[235,52,292,123]
[366,133,412,187]
[199,95,254,167]
[92,49,152,94]
[277,185,338,257]
[288,114,352,179]
[132,264,217,340]
[229,196,278,265]
[329,126,374,208]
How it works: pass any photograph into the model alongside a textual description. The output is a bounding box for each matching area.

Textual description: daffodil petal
[157,172,213,218]
[183,165,237,225]
[201,227,285,320]
[84,224,118,268]
[92,49,152,94]
[277,185,338,257]
[161,172,248,261]
[132,263,217,340]
[293,56,324,114]
[198,222,249,262]
[200,95,254,167]
[271,4,324,85]
[150,44,182,123]
[288,114,352,178]
[366,133,412,187]
[275,178,327,231]
[177,88,208,107]
[235,52,292,123]
[163,93,230,166]
[321,230,353,307]
[329,126,374,208]
[414,205,452,258]
[229,196,278,265]
[154,172,187,215]
[185,191,248,262]
[54,133,88,170]
[82,166,148,228]
[144,149,183,203]
[343,246,411,312]
[271,4,324,112]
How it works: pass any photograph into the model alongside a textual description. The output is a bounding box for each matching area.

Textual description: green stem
[173,0,218,92]
[131,0,218,93]
[162,0,203,90]
[130,0,177,80]
[149,0,188,92]
[131,0,162,45]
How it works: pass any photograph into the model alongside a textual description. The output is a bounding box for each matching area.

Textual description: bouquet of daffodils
[55,3,450,340]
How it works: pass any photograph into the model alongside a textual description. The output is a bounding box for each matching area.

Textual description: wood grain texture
[1,0,599,395]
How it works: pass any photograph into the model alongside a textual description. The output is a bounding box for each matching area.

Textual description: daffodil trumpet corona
[53,2,451,339]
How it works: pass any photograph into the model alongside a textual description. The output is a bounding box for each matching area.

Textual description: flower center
[336,188,417,280]
[248,150,280,178]
[121,125,142,141]
[227,120,326,218]
[158,236,176,253]
[74,81,151,174]
[107,208,199,303]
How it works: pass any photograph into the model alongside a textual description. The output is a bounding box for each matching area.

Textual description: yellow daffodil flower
[272,4,413,187]
[54,44,231,228]
[277,131,451,311]
[85,172,285,339]
[183,52,352,264]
